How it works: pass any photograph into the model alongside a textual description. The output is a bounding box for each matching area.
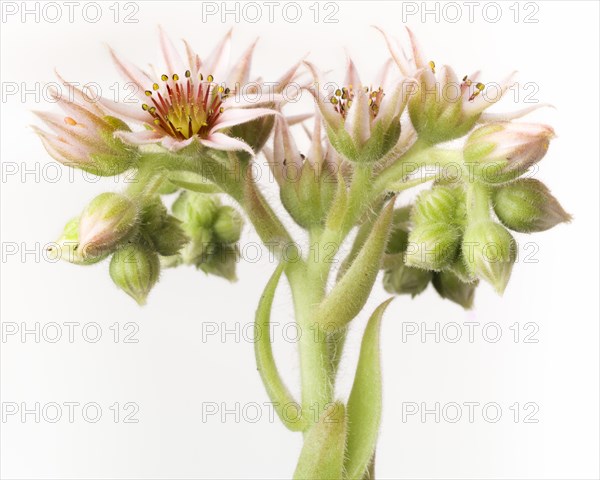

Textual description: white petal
[200,132,254,155]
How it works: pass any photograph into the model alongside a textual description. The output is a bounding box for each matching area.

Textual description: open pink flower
[106,28,297,153]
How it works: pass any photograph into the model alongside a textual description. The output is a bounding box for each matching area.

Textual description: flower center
[330,85,385,119]
[142,71,231,140]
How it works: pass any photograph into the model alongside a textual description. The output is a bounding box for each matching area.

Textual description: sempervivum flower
[306,56,409,163]
[106,28,295,153]
[377,27,523,143]
[32,85,136,176]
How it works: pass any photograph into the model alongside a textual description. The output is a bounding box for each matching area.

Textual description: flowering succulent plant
[35,27,570,478]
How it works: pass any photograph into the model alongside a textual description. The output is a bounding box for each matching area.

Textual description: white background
[1,1,599,479]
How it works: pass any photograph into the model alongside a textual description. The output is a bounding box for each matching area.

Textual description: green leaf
[294,402,347,480]
[255,262,306,432]
[344,298,393,480]
[316,198,395,331]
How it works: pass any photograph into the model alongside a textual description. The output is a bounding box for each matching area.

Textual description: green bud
[78,192,139,259]
[433,270,478,309]
[48,217,108,265]
[199,243,239,282]
[172,192,220,228]
[383,263,432,297]
[212,206,244,244]
[180,228,214,265]
[109,244,160,305]
[412,185,466,226]
[462,221,516,294]
[139,200,188,256]
[386,206,412,255]
[492,178,571,233]
[405,223,461,271]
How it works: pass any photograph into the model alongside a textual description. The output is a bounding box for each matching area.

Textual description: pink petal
[344,86,371,147]
[202,28,232,79]
[161,135,197,152]
[405,27,427,70]
[183,39,201,77]
[200,132,254,155]
[227,38,258,87]
[344,56,362,89]
[158,26,185,74]
[114,129,162,146]
[373,26,413,77]
[479,103,555,123]
[211,107,279,132]
[303,61,343,131]
[107,46,153,100]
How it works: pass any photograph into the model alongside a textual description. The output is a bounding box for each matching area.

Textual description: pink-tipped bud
[464,122,555,184]
[78,192,139,258]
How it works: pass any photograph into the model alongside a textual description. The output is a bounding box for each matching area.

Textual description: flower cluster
[35,26,569,308]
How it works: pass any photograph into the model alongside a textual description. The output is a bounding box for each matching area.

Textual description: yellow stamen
[64,117,77,126]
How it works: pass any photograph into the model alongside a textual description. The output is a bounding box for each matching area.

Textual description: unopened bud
[383,263,432,297]
[432,270,478,309]
[493,178,571,233]
[48,217,108,265]
[386,206,412,255]
[212,206,244,244]
[78,192,139,258]
[139,200,188,256]
[405,223,461,271]
[109,244,160,305]
[412,185,466,226]
[172,192,220,228]
[462,221,516,294]
[199,243,239,282]
[464,123,554,184]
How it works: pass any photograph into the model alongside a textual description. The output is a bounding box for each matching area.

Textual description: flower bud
[78,192,139,258]
[492,178,571,233]
[48,217,108,265]
[180,228,214,265]
[199,243,240,282]
[405,223,461,271]
[139,200,188,256]
[33,95,136,176]
[464,123,554,184]
[461,221,516,294]
[383,263,432,297]
[412,185,466,226]
[172,192,220,228]
[212,206,244,244]
[386,206,412,255]
[109,244,160,305]
[433,270,478,309]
